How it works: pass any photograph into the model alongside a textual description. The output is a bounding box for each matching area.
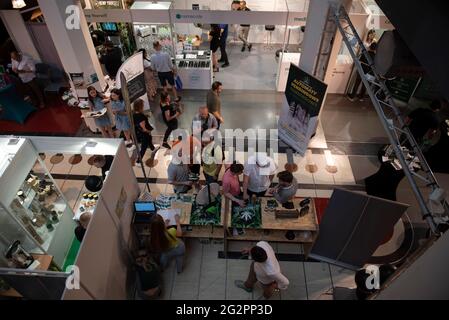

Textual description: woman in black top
[133,98,156,162]
[209,24,221,72]
[160,92,181,149]
[135,255,161,299]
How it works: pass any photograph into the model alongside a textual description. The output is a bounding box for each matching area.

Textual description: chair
[0,84,36,124]
[35,63,69,95]
[264,25,275,50]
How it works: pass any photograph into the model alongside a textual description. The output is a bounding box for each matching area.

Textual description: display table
[0,84,36,124]
[226,197,319,256]
[148,191,319,256]
[0,254,53,298]
[150,191,225,239]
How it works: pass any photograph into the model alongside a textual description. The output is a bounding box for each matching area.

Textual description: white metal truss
[333,5,448,234]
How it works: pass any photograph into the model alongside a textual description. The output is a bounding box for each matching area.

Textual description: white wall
[375,231,449,300]
[63,142,140,300]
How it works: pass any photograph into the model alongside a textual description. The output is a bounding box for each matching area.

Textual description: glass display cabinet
[0,138,76,269]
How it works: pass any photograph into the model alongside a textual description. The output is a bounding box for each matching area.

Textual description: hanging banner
[115,52,146,104]
[278,64,328,156]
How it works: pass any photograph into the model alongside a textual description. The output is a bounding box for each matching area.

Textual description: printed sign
[115,52,146,103]
[278,64,328,155]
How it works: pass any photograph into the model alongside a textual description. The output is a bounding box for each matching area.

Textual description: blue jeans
[160,240,185,273]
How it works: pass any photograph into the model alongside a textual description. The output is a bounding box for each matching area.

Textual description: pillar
[37,0,106,92]
[0,10,41,61]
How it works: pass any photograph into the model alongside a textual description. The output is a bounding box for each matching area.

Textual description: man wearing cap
[243,152,277,200]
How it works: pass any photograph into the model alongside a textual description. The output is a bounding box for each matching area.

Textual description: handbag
[175,75,183,91]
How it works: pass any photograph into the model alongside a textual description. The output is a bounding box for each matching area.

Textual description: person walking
[10,51,45,109]
[235,241,289,299]
[139,49,158,101]
[237,1,252,52]
[133,98,158,162]
[110,88,132,143]
[150,41,180,101]
[218,23,230,67]
[206,81,224,128]
[160,92,181,149]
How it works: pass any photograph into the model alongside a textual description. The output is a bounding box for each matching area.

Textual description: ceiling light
[12,0,26,9]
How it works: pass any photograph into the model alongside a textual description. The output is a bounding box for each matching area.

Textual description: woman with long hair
[87,86,113,138]
[133,98,157,163]
[149,214,185,274]
[110,88,132,143]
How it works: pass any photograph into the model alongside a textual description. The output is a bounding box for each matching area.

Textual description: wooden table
[0,254,53,298]
[226,197,319,256]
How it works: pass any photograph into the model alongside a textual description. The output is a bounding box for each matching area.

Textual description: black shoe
[175,96,182,103]
[241,46,246,52]
[248,44,252,52]
[218,59,224,63]
[162,142,171,149]
[222,63,230,68]
[347,94,356,102]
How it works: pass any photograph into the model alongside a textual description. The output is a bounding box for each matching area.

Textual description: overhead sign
[278,64,328,156]
[84,9,132,22]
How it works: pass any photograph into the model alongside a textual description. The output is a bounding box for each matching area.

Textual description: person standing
[87,86,114,138]
[404,99,442,146]
[243,153,277,199]
[167,152,193,194]
[160,92,181,149]
[347,42,377,102]
[10,51,45,109]
[268,171,298,205]
[150,41,179,101]
[206,81,224,128]
[222,163,246,207]
[218,24,230,67]
[133,98,158,162]
[235,241,289,299]
[201,133,223,184]
[139,49,158,101]
[100,41,123,80]
[192,105,219,137]
[209,24,221,73]
[110,88,132,143]
[237,1,252,52]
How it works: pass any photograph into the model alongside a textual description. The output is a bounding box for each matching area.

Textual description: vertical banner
[115,52,146,104]
[278,64,328,156]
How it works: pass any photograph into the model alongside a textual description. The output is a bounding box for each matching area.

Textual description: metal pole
[119,71,151,194]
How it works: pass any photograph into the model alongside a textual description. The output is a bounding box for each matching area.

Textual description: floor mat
[62,237,81,271]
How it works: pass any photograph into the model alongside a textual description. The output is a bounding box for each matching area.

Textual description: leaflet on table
[158,208,181,226]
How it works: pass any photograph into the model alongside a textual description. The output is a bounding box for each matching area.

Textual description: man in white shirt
[235,241,289,299]
[150,41,179,101]
[243,152,277,200]
[11,51,45,108]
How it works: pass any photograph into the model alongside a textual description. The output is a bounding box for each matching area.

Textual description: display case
[176,49,213,90]
[0,138,76,268]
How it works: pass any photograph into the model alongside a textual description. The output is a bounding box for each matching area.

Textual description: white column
[0,10,41,61]
[37,0,106,91]
[299,0,352,76]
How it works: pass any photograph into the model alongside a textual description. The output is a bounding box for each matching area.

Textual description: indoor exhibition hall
[0,0,448,303]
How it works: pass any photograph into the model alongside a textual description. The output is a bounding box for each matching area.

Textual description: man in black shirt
[237,1,252,52]
[100,41,123,79]
[405,100,441,145]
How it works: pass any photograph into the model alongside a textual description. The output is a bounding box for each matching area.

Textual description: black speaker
[374,30,425,78]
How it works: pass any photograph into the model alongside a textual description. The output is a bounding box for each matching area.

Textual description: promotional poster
[278,64,328,156]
